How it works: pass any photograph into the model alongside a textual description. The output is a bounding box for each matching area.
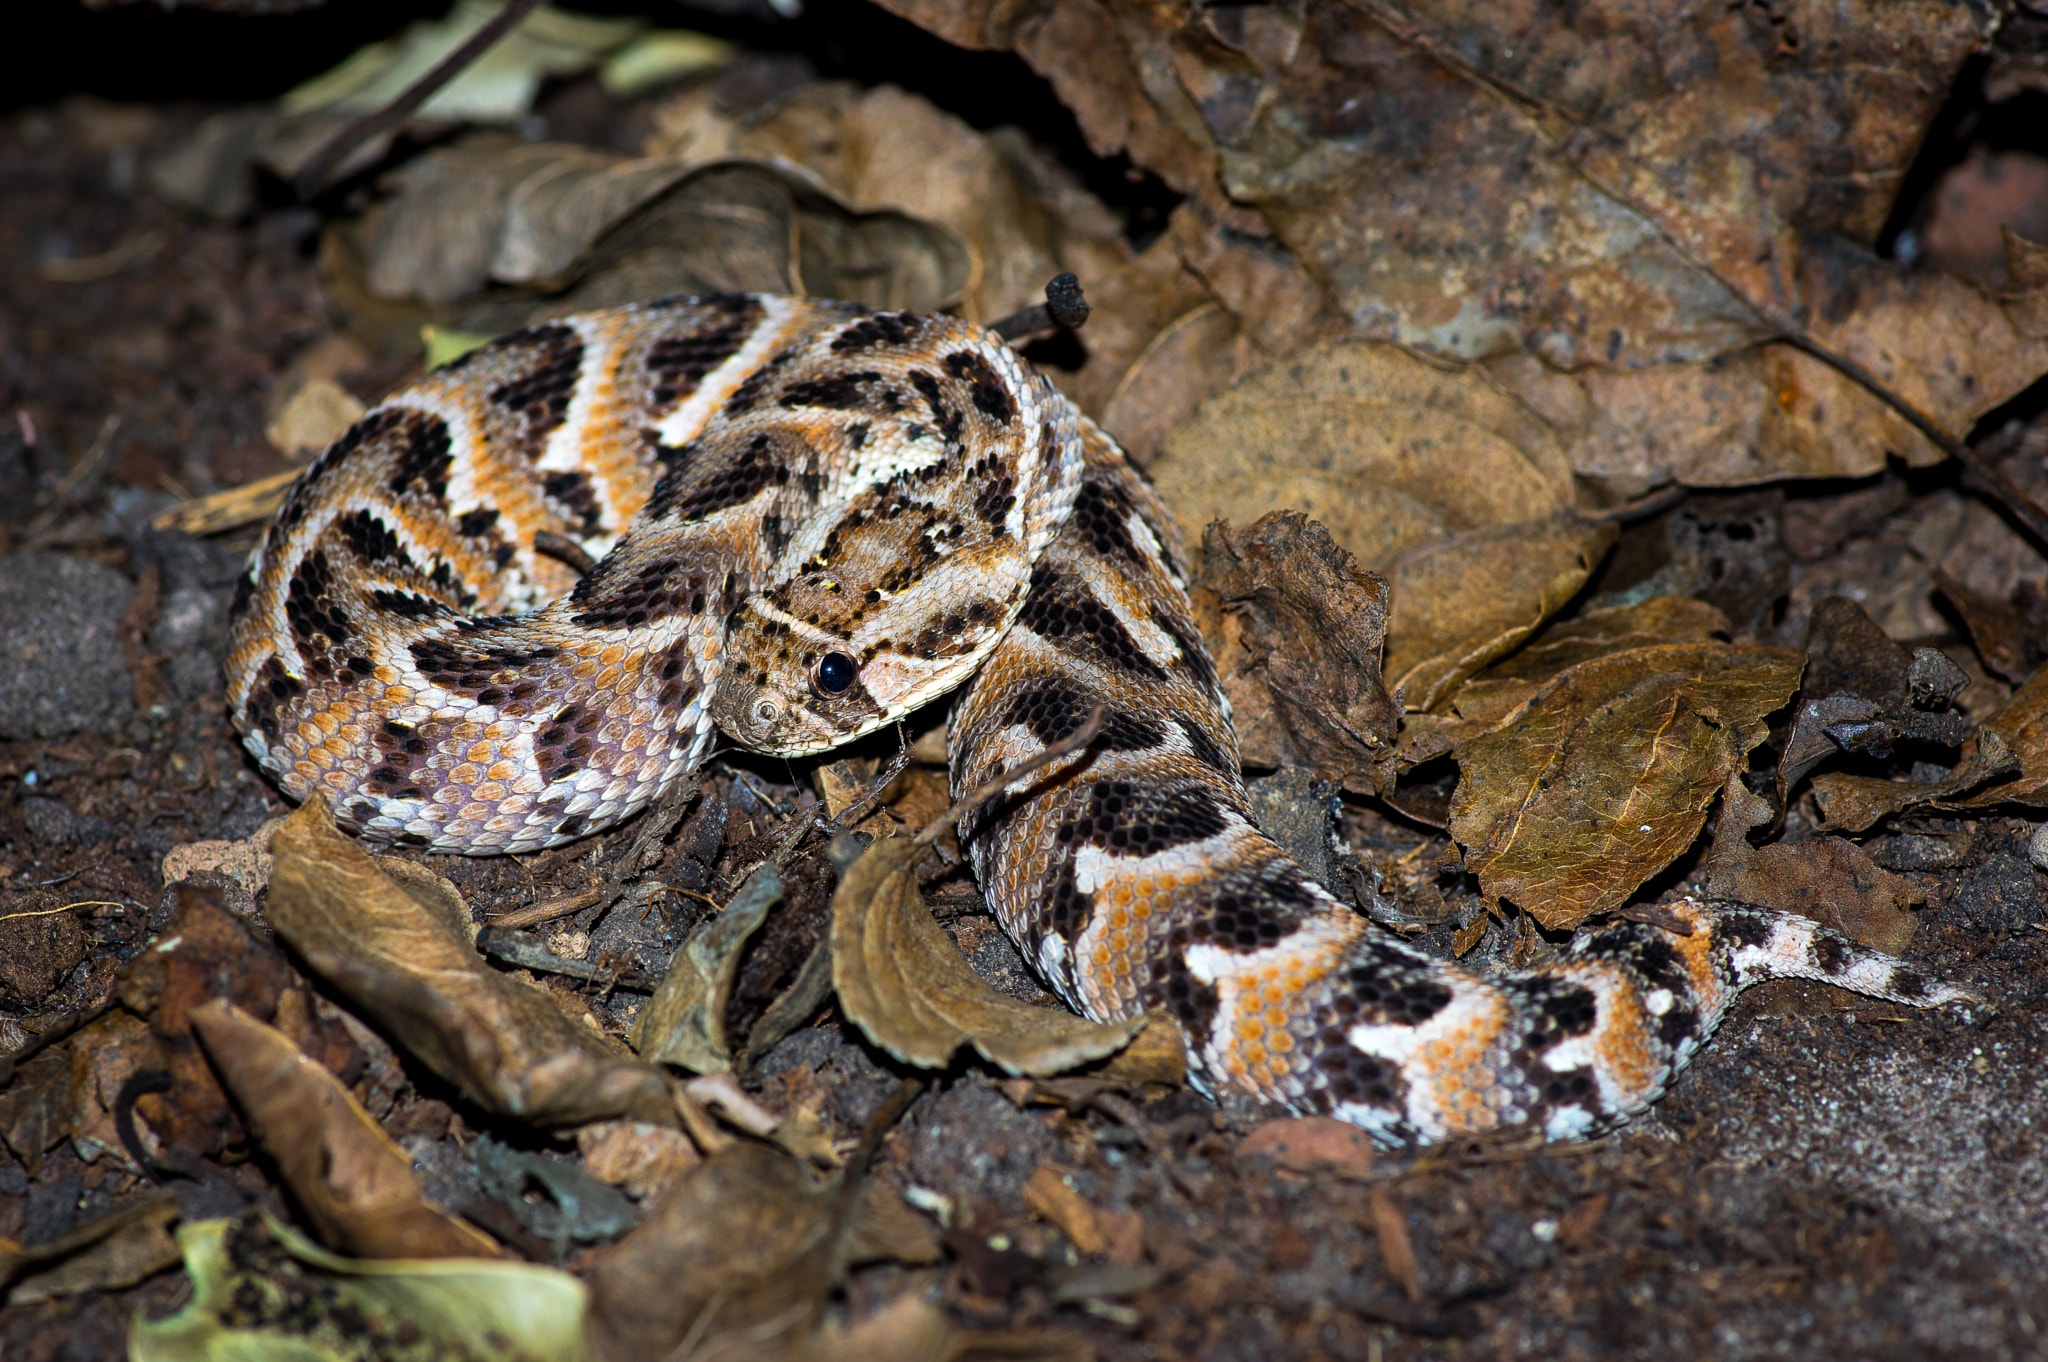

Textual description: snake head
[711,613,887,755]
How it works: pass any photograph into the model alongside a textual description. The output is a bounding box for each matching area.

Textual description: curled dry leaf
[631,863,781,1073]
[1450,643,1803,929]
[265,796,675,1129]
[1384,513,1619,714]
[1812,665,2048,831]
[1,1193,181,1306]
[1447,596,1732,729]
[1189,512,1396,788]
[584,1140,940,1362]
[189,999,500,1262]
[831,835,1152,1075]
[132,1214,589,1362]
[359,139,969,324]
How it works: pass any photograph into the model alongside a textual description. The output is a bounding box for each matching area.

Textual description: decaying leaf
[132,1214,588,1362]
[1153,339,1575,569]
[1704,775,1920,954]
[584,1140,940,1362]
[357,141,969,327]
[832,836,1153,1075]
[188,999,500,1262]
[1812,665,2048,830]
[1189,512,1396,787]
[881,0,2040,495]
[1450,643,1803,929]
[1447,596,1732,729]
[266,797,675,1129]
[1384,513,1619,713]
[631,863,781,1073]
[2,1193,181,1306]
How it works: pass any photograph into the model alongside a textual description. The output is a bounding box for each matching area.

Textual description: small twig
[917,706,1105,847]
[990,273,1093,342]
[292,0,550,199]
[487,886,605,931]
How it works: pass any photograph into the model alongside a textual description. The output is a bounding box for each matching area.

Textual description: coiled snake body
[227,295,1968,1144]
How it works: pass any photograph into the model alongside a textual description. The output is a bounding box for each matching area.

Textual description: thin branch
[293,0,550,199]
[918,705,1104,847]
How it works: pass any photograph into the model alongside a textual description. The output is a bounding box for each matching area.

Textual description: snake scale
[226,294,1970,1145]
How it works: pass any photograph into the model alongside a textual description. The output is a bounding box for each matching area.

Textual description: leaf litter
[8,3,2048,1359]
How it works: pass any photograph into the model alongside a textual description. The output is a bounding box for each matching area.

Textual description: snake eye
[814,651,858,695]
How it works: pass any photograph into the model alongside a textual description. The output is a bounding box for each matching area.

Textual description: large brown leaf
[830,836,1162,1077]
[189,999,501,1261]
[1450,642,1803,928]
[266,798,675,1129]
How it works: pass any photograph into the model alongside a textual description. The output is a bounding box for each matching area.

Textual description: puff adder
[227,294,1972,1146]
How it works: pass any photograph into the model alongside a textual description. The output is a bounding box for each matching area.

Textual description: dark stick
[991,273,1093,342]
[293,0,550,199]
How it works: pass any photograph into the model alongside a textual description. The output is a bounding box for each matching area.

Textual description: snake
[225,293,1971,1145]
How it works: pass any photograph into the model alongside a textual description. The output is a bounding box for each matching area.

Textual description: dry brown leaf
[802,1291,1092,1362]
[584,1140,939,1362]
[1153,339,1574,569]
[1,1193,181,1306]
[266,797,675,1129]
[1098,303,1261,465]
[1235,1116,1376,1180]
[1450,642,1803,929]
[190,999,501,1261]
[577,1119,703,1204]
[831,836,1150,1075]
[1936,568,2048,685]
[1386,514,1619,713]
[355,140,969,325]
[1704,775,1919,955]
[1447,596,1731,728]
[1812,665,2048,829]
[630,864,780,1073]
[1024,1165,1106,1256]
[1148,339,1602,712]
[264,377,366,460]
[1189,512,1396,787]
[881,0,2037,493]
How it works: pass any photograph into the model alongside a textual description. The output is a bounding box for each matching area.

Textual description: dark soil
[3,36,2046,1362]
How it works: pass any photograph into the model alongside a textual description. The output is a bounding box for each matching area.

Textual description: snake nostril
[751,697,780,728]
